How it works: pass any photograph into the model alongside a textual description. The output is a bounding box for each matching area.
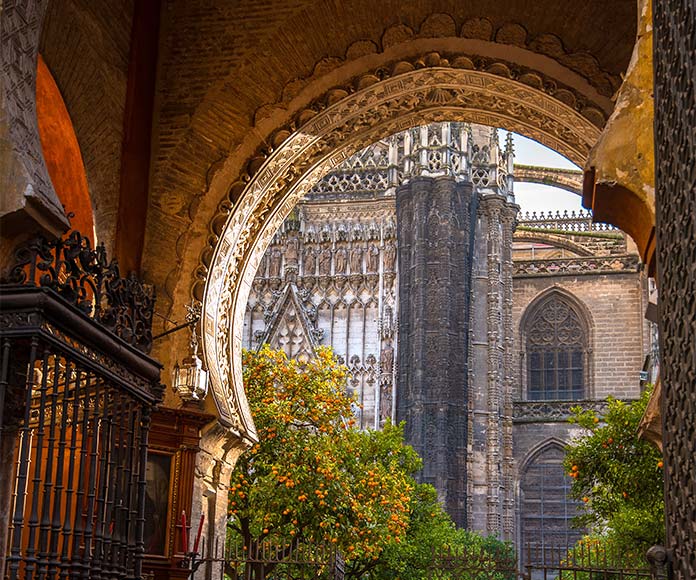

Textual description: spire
[504,132,515,201]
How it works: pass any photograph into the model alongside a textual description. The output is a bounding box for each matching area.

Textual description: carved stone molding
[200,65,601,439]
[264,17,621,126]
[513,399,610,423]
[513,255,640,278]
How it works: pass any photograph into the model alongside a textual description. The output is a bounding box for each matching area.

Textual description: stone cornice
[513,399,612,423]
[513,254,640,278]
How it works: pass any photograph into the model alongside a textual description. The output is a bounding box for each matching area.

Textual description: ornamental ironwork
[2,230,155,353]
[0,231,163,580]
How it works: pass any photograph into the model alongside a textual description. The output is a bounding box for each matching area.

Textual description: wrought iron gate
[0,232,163,580]
[188,535,341,580]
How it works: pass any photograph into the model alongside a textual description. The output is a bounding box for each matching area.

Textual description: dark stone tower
[395,124,517,534]
[396,175,475,527]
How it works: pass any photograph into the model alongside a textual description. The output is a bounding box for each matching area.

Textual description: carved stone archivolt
[200,66,601,439]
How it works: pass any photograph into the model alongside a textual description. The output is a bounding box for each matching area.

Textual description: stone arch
[199,65,605,439]
[519,287,594,401]
[514,165,583,196]
[513,232,595,257]
[517,436,568,476]
[36,56,94,241]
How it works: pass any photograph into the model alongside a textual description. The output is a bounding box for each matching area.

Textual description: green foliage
[354,483,515,580]
[564,387,664,560]
[229,345,515,580]
[229,346,421,578]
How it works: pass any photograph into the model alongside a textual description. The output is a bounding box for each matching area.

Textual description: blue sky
[502,131,585,215]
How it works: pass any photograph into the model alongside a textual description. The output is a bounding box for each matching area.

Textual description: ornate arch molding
[520,286,594,334]
[517,436,568,477]
[201,66,602,439]
[0,0,69,237]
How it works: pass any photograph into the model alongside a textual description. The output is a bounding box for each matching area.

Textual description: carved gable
[257,283,322,361]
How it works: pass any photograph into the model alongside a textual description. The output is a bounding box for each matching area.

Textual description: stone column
[482,195,504,536]
[500,203,518,540]
[396,175,474,528]
[467,193,517,538]
[0,1,69,263]
[192,423,248,580]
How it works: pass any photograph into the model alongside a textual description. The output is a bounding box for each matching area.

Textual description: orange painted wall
[36,55,95,243]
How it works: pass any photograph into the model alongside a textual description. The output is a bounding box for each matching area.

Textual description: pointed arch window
[526,293,588,400]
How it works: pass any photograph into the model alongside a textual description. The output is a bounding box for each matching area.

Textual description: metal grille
[526,294,586,400]
[0,232,163,580]
[653,0,696,577]
[520,445,583,564]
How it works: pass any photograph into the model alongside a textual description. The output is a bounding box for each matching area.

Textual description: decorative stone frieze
[513,255,640,278]
[513,400,611,423]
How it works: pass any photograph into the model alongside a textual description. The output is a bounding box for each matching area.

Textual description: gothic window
[520,444,584,560]
[526,293,588,400]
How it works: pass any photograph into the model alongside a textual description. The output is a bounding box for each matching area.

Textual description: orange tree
[228,345,421,578]
[563,387,664,565]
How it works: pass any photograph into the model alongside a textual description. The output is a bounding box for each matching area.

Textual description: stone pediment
[256,283,323,361]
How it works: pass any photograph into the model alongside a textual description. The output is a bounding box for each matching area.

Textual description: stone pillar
[467,193,517,538]
[500,203,518,541]
[191,423,248,580]
[0,1,69,263]
[483,197,503,536]
[396,175,474,528]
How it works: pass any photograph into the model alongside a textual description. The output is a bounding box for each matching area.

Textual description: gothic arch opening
[520,288,593,401]
[517,439,584,562]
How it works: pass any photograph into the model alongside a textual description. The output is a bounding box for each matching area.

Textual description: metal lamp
[172,303,209,403]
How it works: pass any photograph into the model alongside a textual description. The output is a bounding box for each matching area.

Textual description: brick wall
[40,0,134,252]
[512,271,648,402]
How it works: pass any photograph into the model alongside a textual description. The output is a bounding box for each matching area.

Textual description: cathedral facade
[243,123,649,552]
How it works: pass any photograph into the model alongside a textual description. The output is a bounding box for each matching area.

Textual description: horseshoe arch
[200,66,602,442]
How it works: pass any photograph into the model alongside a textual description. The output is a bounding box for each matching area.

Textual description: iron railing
[0,231,163,580]
[523,542,668,580]
[184,535,341,580]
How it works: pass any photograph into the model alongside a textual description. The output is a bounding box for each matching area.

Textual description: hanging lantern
[172,303,209,403]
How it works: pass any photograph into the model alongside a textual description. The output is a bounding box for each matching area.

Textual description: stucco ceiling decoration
[200,65,601,440]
